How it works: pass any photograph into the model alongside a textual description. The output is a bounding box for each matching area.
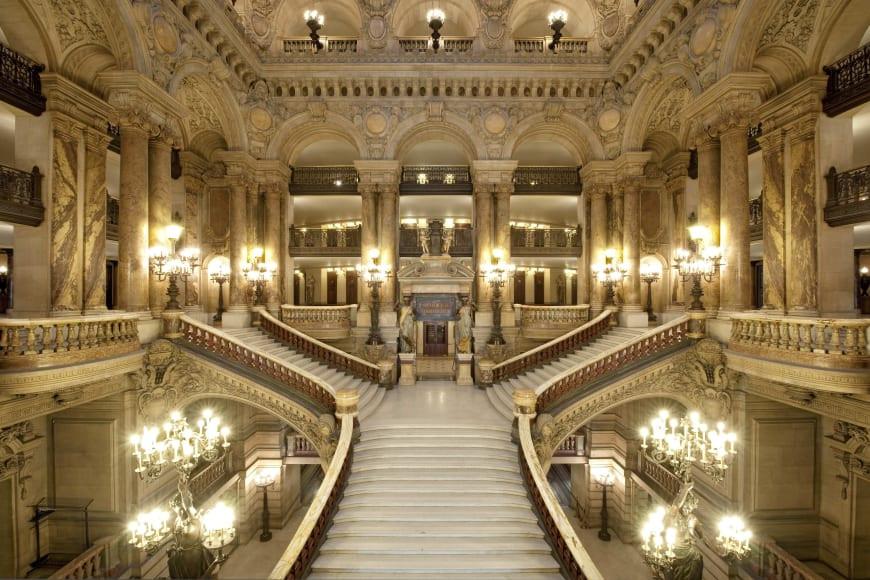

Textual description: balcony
[513,166,581,194]
[400,165,472,194]
[399,222,473,257]
[749,197,762,241]
[0,42,45,116]
[288,225,361,257]
[397,37,474,54]
[824,164,870,227]
[290,166,358,194]
[283,37,358,54]
[513,38,588,54]
[511,225,581,257]
[0,164,43,226]
[823,42,870,116]
[106,196,119,241]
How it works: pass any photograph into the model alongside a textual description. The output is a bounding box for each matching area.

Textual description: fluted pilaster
[229,179,249,307]
[622,179,641,309]
[696,136,721,311]
[118,118,150,314]
[264,181,282,309]
[589,184,609,312]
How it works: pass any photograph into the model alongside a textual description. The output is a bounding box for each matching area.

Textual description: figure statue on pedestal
[398,295,416,353]
[455,295,475,354]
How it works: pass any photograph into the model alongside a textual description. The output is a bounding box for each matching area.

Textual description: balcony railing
[106,196,119,241]
[397,37,475,53]
[513,166,581,194]
[513,38,588,54]
[399,223,473,257]
[0,42,45,115]
[288,225,361,257]
[824,165,870,226]
[283,37,359,54]
[400,165,472,194]
[290,166,358,194]
[749,197,762,241]
[0,164,43,226]
[190,451,233,504]
[514,304,590,340]
[511,226,581,256]
[823,42,870,116]
[280,304,355,340]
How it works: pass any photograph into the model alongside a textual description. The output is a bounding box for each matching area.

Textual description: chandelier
[673,224,724,311]
[304,9,325,51]
[356,248,391,345]
[479,248,515,345]
[243,247,277,306]
[591,248,629,307]
[128,409,235,578]
[547,9,567,51]
[426,8,445,52]
[149,224,200,311]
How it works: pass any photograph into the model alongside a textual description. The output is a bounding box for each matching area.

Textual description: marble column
[118,120,150,313]
[379,183,399,307]
[666,167,688,307]
[247,184,261,251]
[229,179,249,307]
[758,129,786,312]
[473,186,493,309]
[577,195,591,306]
[786,115,819,314]
[183,168,204,309]
[148,134,172,315]
[622,180,641,309]
[589,185,609,312]
[282,190,295,306]
[697,137,721,311]
[719,125,751,312]
[359,184,378,313]
[50,116,83,315]
[609,187,624,255]
[264,182,282,310]
[494,183,513,308]
[82,127,111,313]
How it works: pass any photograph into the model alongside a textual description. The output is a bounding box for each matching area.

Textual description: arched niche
[513,138,578,166]
[509,0,596,39]
[0,1,55,69]
[293,138,359,166]
[399,139,471,166]
[268,0,362,48]
[391,0,479,37]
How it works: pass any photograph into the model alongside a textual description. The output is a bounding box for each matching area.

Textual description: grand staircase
[487,325,647,420]
[223,327,385,421]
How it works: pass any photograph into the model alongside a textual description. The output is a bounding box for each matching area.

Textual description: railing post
[162,310,183,339]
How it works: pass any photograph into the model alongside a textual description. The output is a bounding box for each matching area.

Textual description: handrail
[535,316,692,412]
[518,415,603,580]
[491,310,612,383]
[49,535,112,579]
[177,315,336,413]
[269,413,354,580]
[260,309,382,384]
[743,535,824,580]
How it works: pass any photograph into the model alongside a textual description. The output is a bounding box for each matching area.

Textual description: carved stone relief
[759,0,819,53]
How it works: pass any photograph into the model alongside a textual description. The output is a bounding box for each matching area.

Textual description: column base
[455,353,474,386]
[82,306,108,316]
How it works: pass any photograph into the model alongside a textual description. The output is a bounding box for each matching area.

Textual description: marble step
[326,520,544,537]
[358,387,385,421]
[344,479,527,495]
[310,554,562,575]
[354,446,517,461]
[333,505,538,524]
[347,470,524,486]
[485,386,514,421]
[318,536,552,555]
[309,573,563,579]
[362,424,512,435]
[350,458,521,472]
[354,438,516,453]
[337,492,532,508]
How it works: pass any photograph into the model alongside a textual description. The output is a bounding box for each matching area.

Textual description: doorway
[423,322,448,356]
[294,274,302,305]
[534,271,545,304]
[346,270,358,304]
[514,271,526,304]
[326,271,338,305]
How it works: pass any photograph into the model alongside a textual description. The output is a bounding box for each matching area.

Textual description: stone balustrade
[280,304,355,339]
[283,37,358,54]
[287,433,318,457]
[637,452,682,502]
[0,314,140,369]
[397,38,474,53]
[742,536,824,580]
[729,313,869,369]
[514,304,590,339]
[190,452,232,503]
[513,38,588,54]
[48,536,112,580]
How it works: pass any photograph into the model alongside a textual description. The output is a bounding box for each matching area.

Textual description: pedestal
[476,358,495,388]
[399,353,416,386]
[455,353,474,386]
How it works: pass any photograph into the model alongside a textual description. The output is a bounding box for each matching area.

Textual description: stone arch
[717,0,783,77]
[387,113,484,162]
[622,73,697,154]
[504,113,605,163]
[0,0,59,70]
[170,64,247,154]
[507,0,595,39]
[269,0,363,41]
[390,0,479,37]
[267,114,366,164]
[809,0,870,72]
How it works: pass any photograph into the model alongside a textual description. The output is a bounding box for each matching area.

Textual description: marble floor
[366,380,507,427]
[219,507,307,579]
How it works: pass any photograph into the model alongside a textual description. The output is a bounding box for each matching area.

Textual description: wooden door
[294,274,302,305]
[326,271,338,305]
[534,271,545,304]
[571,274,578,305]
[345,270,358,304]
[514,271,526,304]
[424,322,447,356]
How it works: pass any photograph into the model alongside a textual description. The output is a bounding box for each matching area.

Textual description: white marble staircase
[223,327,385,421]
[487,326,648,420]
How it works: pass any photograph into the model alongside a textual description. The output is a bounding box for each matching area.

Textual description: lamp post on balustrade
[591,248,628,308]
[672,225,724,311]
[479,247,515,346]
[209,258,230,326]
[640,261,662,323]
[594,469,614,542]
[244,247,277,307]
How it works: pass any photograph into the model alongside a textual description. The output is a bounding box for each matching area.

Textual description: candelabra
[243,247,277,307]
[427,8,445,52]
[640,261,662,322]
[305,9,324,52]
[480,247,515,345]
[127,409,234,579]
[548,10,567,51]
[594,469,614,542]
[637,409,750,579]
[673,225,724,311]
[591,248,628,308]
[357,248,391,345]
[209,259,230,325]
[254,470,277,542]
[149,224,200,311]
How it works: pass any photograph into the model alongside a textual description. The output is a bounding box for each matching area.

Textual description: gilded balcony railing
[106,196,120,241]
[290,166,358,194]
[511,226,581,256]
[288,225,361,256]
[280,304,355,340]
[0,42,46,115]
[512,38,588,54]
[0,314,140,369]
[513,166,581,194]
[823,42,870,116]
[514,304,590,339]
[749,197,762,241]
[283,37,358,54]
[0,163,43,226]
[824,165,870,227]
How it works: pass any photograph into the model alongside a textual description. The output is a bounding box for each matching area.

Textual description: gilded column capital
[83,126,112,153]
[52,114,85,142]
[787,112,819,144]
[354,159,401,186]
[585,182,611,201]
[470,159,518,188]
[149,123,180,149]
[755,126,786,151]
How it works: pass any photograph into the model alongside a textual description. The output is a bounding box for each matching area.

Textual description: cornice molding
[682,72,775,126]
[96,71,188,127]
[41,74,113,130]
[757,76,826,133]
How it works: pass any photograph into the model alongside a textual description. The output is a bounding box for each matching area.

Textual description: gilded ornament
[153,14,179,54]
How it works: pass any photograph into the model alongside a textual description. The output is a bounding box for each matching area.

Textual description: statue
[304,275,315,305]
[398,295,416,353]
[418,226,431,256]
[454,295,475,354]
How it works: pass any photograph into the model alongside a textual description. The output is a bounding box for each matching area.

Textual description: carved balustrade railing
[518,415,602,580]
[0,163,43,226]
[740,536,825,580]
[283,37,359,54]
[823,42,870,116]
[270,413,354,580]
[824,165,870,227]
[511,226,581,256]
[398,223,473,257]
[280,304,355,340]
[513,166,581,193]
[397,37,475,53]
[289,166,358,194]
[637,452,681,502]
[106,196,120,241]
[190,451,233,504]
[0,314,140,369]
[514,304,590,339]
[488,311,612,385]
[749,197,762,241]
[0,42,45,116]
[288,225,361,256]
[260,309,385,385]
[286,433,318,457]
[48,536,113,580]
[178,315,337,413]
[513,38,588,54]
[554,434,586,457]
[535,316,692,413]
[729,314,869,369]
